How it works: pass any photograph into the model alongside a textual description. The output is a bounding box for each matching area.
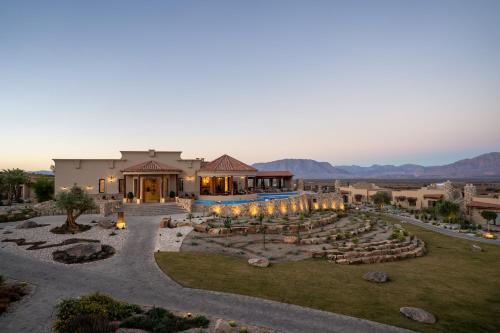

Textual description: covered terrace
[197,154,258,201]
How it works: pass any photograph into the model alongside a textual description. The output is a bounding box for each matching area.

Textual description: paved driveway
[0,216,411,333]
[386,214,500,246]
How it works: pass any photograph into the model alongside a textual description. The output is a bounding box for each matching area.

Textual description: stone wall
[193,193,344,218]
[176,197,193,212]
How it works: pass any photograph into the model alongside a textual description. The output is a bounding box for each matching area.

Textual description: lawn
[155,215,500,333]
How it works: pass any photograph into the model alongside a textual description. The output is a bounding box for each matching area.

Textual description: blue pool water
[194,192,297,205]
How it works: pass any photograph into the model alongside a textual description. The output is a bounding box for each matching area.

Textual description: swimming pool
[193,192,298,205]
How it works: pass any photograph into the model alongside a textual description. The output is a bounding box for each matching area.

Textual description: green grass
[155,215,500,333]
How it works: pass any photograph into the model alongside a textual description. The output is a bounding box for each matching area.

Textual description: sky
[1,0,499,170]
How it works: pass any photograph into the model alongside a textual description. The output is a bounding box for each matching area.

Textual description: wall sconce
[185,176,195,182]
[60,186,68,191]
[107,176,116,183]
[86,186,94,191]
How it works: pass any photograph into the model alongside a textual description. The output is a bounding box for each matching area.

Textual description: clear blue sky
[1,0,499,170]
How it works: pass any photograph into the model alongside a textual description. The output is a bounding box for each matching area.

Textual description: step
[121,203,188,216]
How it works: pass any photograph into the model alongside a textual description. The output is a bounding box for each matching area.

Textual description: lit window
[99,179,105,193]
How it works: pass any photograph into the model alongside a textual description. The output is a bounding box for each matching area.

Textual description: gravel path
[0,215,412,333]
[0,215,129,265]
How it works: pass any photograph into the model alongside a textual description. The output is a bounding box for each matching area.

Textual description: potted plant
[126,192,134,203]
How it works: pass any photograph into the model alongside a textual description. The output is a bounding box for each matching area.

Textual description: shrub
[390,229,406,242]
[63,314,113,333]
[176,232,183,237]
[54,293,141,333]
[126,192,134,200]
[32,176,55,202]
[169,191,176,198]
[121,307,209,333]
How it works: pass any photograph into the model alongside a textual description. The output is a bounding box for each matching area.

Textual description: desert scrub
[54,293,141,333]
[120,307,209,332]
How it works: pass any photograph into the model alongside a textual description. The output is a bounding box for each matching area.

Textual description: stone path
[0,215,411,333]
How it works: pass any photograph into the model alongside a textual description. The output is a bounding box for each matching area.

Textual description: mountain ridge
[253,152,500,179]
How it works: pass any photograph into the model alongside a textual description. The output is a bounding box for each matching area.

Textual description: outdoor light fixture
[86,186,94,191]
[116,212,126,229]
[107,176,116,183]
[60,186,68,191]
[484,232,495,239]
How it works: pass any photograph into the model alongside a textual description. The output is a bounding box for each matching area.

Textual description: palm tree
[1,169,28,205]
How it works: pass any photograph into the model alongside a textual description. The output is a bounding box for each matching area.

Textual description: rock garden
[175,209,426,265]
[0,215,128,264]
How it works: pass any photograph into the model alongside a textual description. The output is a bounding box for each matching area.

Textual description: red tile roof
[468,201,500,210]
[256,171,293,177]
[200,154,257,172]
[122,160,181,173]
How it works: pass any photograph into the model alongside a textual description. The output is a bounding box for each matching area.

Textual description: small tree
[297,212,305,245]
[258,213,266,249]
[32,177,54,202]
[55,185,97,233]
[371,191,391,209]
[481,211,498,231]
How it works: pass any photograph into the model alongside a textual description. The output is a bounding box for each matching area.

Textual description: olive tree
[55,185,96,233]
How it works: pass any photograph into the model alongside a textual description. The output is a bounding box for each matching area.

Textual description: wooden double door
[144,177,161,203]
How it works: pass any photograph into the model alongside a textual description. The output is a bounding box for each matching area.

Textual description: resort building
[464,184,500,228]
[390,184,447,210]
[53,150,294,203]
[338,182,387,204]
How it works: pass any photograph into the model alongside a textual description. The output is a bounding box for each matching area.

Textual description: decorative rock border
[312,237,426,264]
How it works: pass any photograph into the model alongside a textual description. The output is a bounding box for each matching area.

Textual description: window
[118,179,125,193]
[98,179,105,193]
[133,178,138,196]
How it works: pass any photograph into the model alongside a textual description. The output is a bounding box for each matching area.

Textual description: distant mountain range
[253,152,500,179]
[30,170,54,176]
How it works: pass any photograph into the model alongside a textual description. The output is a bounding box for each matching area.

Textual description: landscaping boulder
[97,218,115,229]
[471,244,482,252]
[363,271,389,283]
[193,223,209,232]
[53,242,115,264]
[214,319,232,333]
[400,307,436,324]
[65,243,102,258]
[248,257,270,268]
[160,217,173,228]
[114,328,150,333]
[283,235,298,244]
[15,220,40,229]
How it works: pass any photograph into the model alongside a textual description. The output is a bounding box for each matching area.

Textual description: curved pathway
[386,214,500,246]
[0,216,411,333]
